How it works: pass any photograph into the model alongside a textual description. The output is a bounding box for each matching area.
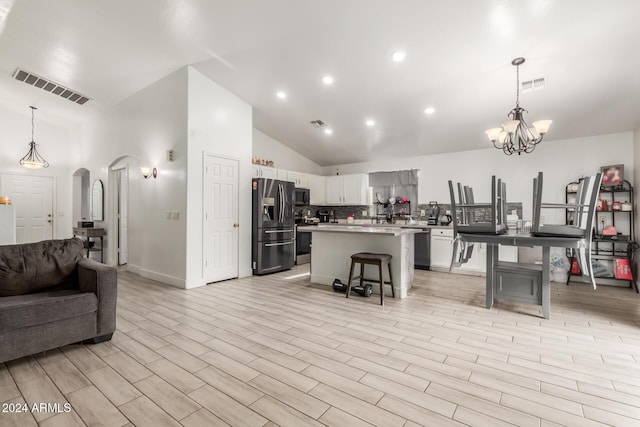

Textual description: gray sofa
[0,238,117,363]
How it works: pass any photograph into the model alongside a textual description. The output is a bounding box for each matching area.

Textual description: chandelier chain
[31,106,36,142]
[515,63,520,108]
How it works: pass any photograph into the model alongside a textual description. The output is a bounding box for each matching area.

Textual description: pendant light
[485,58,552,155]
[20,106,49,169]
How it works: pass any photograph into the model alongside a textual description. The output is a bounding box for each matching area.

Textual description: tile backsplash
[297,202,523,222]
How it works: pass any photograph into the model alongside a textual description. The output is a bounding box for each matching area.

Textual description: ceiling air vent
[521,77,546,93]
[310,119,326,128]
[12,68,91,105]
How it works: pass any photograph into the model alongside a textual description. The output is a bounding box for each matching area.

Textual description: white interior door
[203,155,239,283]
[0,174,53,243]
[116,168,129,265]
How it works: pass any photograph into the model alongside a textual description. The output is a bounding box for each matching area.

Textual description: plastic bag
[550,253,569,282]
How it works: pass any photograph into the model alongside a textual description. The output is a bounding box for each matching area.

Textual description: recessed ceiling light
[276,91,287,99]
[324,128,333,135]
[391,51,406,62]
[365,119,375,127]
[424,107,435,115]
[322,75,334,85]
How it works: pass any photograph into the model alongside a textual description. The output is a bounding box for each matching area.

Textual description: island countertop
[297,224,421,236]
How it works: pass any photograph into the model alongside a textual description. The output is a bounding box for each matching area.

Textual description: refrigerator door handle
[277,184,281,223]
[265,241,294,247]
[279,184,285,223]
[265,229,294,233]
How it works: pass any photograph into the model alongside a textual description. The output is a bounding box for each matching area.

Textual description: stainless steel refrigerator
[252,178,295,275]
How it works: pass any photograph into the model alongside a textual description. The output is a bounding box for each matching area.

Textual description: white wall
[253,129,323,175]
[185,67,253,288]
[0,105,80,239]
[79,68,188,286]
[326,132,634,223]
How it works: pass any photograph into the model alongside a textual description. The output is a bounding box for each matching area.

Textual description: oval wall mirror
[92,179,104,221]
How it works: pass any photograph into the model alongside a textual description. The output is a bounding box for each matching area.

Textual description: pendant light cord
[515,64,520,108]
[30,106,36,142]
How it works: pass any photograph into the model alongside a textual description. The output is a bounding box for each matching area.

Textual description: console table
[459,231,587,319]
[73,227,105,263]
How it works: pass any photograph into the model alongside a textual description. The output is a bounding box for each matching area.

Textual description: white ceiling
[1,0,639,166]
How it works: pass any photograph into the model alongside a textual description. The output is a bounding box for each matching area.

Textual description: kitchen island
[297,225,420,298]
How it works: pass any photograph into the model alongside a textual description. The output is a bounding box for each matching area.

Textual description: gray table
[459,231,586,319]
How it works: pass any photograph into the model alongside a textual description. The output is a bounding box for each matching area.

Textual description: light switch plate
[166,211,172,220]
[171,211,179,220]
[362,210,368,217]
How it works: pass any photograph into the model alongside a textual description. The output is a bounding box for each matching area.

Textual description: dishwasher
[414,228,431,270]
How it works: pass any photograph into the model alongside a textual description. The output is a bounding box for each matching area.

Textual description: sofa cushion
[0,289,97,332]
[0,238,84,296]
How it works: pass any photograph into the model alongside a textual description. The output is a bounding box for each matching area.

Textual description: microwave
[294,187,310,206]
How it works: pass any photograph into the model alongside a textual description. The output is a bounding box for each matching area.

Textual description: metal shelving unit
[565,179,638,292]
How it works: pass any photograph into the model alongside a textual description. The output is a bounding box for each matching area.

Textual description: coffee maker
[427,201,440,225]
[316,210,330,223]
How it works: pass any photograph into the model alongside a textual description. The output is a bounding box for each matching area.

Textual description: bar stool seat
[346,252,394,305]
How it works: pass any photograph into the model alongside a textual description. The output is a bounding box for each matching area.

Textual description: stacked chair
[448,176,507,270]
[531,171,603,289]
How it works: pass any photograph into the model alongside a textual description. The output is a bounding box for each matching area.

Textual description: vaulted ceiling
[1,0,639,166]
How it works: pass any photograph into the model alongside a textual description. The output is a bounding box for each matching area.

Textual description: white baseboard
[125,264,186,288]
[126,264,141,275]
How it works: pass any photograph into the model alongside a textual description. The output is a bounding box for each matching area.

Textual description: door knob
[233,223,239,228]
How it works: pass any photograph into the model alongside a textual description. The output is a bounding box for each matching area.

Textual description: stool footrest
[352,275,392,285]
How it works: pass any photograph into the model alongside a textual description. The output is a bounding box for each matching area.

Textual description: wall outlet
[420,209,426,216]
[362,210,368,217]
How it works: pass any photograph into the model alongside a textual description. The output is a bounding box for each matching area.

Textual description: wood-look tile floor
[2,266,640,426]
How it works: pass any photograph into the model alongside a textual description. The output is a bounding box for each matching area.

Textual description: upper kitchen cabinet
[252,165,278,179]
[287,171,309,188]
[326,174,370,205]
[277,169,288,181]
[308,175,326,205]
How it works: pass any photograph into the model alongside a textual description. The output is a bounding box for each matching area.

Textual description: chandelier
[485,58,552,155]
[19,106,49,169]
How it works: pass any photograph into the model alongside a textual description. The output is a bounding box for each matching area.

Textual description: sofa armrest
[78,258,117,336]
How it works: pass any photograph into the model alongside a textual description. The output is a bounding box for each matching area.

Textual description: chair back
[448,180,459,236]
[448,175,506,234]
[578,173,603,235]
[532,171,543,233]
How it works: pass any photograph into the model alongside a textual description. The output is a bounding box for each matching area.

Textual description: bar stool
[346,252,394,305]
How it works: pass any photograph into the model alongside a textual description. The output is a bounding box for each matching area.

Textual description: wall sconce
[140,167,157,179]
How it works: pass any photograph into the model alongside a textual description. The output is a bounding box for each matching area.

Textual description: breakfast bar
[297,225,420,298]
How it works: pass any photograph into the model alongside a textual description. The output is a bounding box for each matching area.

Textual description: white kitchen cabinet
[326,176,343,204]
[430,227,518,274]
[325,174,370,205]
[308,175,326,205]
[252,165,278,179]
[277,169,288,181]
[287,171,309,188]
[430,229,453,269]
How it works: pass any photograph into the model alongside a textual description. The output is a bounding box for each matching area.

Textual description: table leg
[485,244,497,309]
[542,246,550,319]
